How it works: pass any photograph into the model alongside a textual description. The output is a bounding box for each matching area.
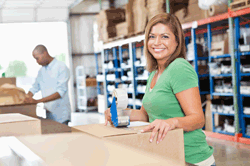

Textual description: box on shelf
[0,133,183,166]
[132,0,147,34]
[72,123,185,166]
[116,22,129,37]
[0,113,41,136]
[175,2,208,24]
[230,0,250,11]
[199,65,209,75]
[147,0,189,21]
[97,8,125,42]
[125,0,134,35]
[210,39,229,56]
[0,103,37,118]
[85,78,97,87]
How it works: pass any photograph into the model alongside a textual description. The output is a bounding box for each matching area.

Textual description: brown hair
[144,13,186,72]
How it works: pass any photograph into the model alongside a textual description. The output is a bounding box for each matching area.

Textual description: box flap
[0,113,39,124]
[73,123,140,138]
[14,133,183,166]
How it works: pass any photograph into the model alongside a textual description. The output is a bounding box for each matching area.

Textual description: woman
[105,13,215,166]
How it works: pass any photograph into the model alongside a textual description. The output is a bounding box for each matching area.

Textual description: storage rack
[95,1,250,144]
[75,66,97,112]
[181,6,250,143]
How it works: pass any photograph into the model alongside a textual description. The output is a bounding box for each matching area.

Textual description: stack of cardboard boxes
[175,0,208,23]
[147,0,165,21]
[97,0,211,42]
[97,8,126,42]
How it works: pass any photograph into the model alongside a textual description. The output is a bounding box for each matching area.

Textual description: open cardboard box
[72,123,185,166]
[0,133,183,166]
[0,113,41,137]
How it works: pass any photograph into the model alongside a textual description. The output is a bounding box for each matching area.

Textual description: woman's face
[147,23,178,63]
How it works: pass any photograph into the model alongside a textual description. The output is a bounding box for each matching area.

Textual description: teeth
[154,48,164,52]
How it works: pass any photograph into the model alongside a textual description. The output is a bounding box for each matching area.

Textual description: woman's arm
[129,105,149,122]
[174,86,205,131]
[142,87,204,143]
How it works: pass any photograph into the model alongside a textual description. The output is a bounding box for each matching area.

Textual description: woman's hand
[141,118,178,144]
[104,108,112,125]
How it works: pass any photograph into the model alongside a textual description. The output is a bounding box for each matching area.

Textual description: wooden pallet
[230,0,250,11]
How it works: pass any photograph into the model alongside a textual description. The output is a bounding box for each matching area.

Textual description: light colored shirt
[29,58,71,123]
[142,58,214,164]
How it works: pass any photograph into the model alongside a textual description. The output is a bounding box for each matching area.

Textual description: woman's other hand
[141,118,178,144]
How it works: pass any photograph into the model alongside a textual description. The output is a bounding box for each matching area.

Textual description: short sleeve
[169,59,198,94]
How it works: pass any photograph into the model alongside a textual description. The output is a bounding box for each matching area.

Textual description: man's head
[32,45,51,66]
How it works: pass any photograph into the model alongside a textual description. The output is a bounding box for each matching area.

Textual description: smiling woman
[104,13,216,166]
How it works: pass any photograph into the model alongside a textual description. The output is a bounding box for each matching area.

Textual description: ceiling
[0,0,106,23]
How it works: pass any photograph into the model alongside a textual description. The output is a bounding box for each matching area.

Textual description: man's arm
[37,92,61,103]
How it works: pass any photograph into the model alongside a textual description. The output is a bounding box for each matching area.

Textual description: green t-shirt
[142,58,214,164]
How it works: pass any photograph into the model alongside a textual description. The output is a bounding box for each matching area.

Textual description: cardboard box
[0,77,16,86]
[72,123,185,166]
[0,103,37,118]
[2,133,183,166]
[125,1,134,35]
[210,39,229,56]
[85,78,97,87]
[116,22,129,37]
[0,83,27,105]
[174,2,208,23]
[0,113,41,136]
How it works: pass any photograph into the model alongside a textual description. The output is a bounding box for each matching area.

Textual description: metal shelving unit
[76,66,97,112]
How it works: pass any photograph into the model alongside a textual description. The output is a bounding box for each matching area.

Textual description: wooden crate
[230,0,250,11]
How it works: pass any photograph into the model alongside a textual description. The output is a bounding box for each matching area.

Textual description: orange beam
[182,7,250,30]
[239,137,250,145]
[204,131,235,142]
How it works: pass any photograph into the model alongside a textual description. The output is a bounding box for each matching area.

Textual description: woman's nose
[154,36,161,45]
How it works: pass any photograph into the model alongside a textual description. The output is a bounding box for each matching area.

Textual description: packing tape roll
[112,89,128,109]
[209,5,228,16]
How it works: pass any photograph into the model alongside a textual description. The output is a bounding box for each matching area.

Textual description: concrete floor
[207,137,250,166]
[69,112,250,166]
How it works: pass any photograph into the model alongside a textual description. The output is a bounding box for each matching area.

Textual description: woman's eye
[162,35,169,39]
[149,35,155,39]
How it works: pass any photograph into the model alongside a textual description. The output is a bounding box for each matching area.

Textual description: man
[25,45,71,125]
